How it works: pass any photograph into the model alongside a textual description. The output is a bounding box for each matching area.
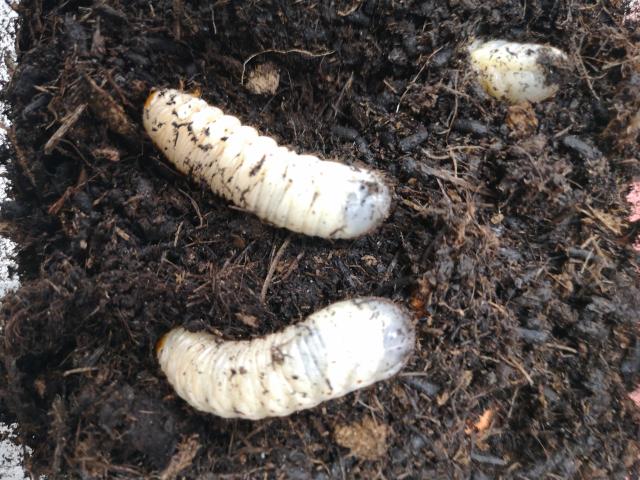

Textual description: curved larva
[157,298,415,420]
[143,89,391,239]
[468,40,570,103]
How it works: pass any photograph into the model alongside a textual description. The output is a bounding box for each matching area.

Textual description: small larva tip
[144,90,159,109]
[155,332,169,357]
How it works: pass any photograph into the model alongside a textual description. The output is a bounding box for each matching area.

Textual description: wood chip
[506,102,538,138]
[334,417,390,460]
[115,226,131,242]
[85,75,136,138]
[44,103,87,155]
[466,408,494,435]
[92,146,121,162]
[160,434,200,480]
[245,62,280,95]
[235,312,259,328]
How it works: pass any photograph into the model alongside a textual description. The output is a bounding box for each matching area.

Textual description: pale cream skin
[469,40,569,103]
[143,89,391,239]
[157,298,415,420]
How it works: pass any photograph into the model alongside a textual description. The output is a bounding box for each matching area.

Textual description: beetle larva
[157,297,415,420]
[143,89,391,239]
[468,40,570,103]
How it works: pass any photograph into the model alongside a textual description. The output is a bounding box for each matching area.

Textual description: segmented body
[157,298,415,420]
[469,40,569,103]
[143,89,391,239]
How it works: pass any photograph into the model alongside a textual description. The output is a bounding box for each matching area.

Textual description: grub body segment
[469,40,570,103]
[157,298,415,419]
[144,89,391,238]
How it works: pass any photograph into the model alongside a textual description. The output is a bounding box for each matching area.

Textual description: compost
[1,1,640,478]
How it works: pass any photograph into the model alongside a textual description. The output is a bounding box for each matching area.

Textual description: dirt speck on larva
[0,1,639,478]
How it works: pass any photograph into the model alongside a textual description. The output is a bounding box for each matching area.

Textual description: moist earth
[1,1,640,478]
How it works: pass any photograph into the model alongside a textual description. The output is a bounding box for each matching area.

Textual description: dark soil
[1,1,640,478]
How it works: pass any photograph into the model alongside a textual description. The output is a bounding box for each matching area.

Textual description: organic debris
[245,62,280,96]
[465,408,495,436]
[334,417,390,461]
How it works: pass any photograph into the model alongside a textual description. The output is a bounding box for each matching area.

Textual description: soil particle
[562,134,603,160]
[398,128,429,153]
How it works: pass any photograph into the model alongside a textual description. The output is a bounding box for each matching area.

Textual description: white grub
[468,39,570,103]
[157,297,415,420]
[143,89,391,239]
